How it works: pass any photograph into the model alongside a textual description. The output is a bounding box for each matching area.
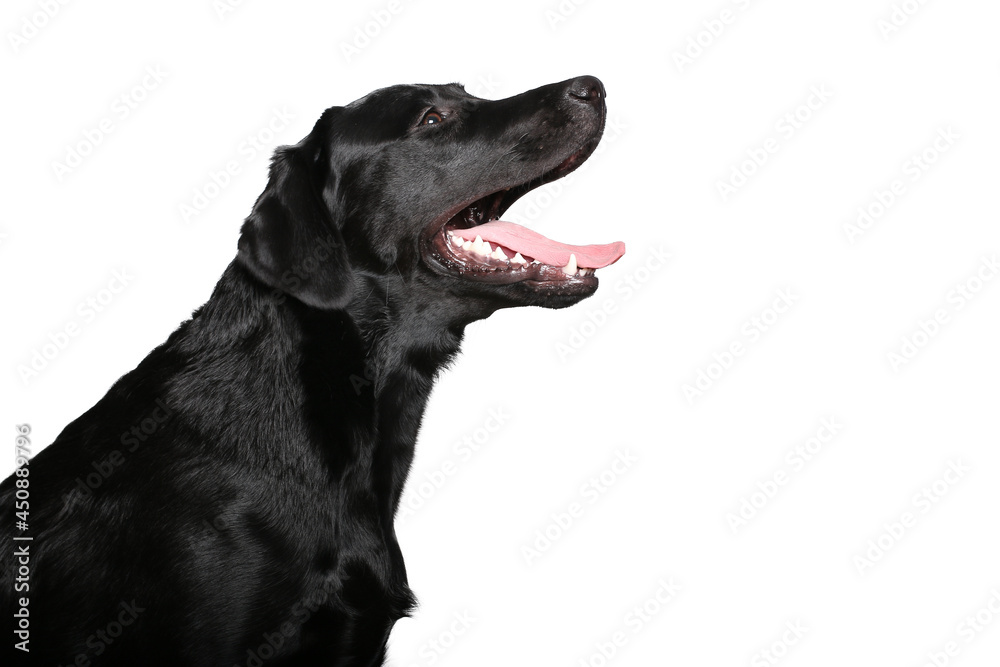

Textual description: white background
[2,1,1000,666]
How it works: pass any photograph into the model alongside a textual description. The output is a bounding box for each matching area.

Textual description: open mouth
[423,143,626,289]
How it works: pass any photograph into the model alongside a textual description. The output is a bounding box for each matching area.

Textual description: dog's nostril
[567,76,605,105]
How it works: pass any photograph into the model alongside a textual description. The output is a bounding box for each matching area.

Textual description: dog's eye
[421,110,444,126]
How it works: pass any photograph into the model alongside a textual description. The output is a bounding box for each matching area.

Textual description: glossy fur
[1,76,607,666]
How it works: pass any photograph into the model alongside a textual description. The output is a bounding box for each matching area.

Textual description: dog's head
[237,76,625,315]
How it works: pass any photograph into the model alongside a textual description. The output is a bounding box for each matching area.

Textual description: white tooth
[491,247,508,261]
[462,241,472,251]
[482,241,492,254]
[511,252,527,265]
[472,235,485,255]
[563,253,577,276]
[452,235,464,246]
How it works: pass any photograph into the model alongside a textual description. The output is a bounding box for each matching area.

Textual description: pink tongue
[453,221,626,268]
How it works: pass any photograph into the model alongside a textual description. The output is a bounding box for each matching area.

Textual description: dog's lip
[421,132,604,244]
[495,134,603,219]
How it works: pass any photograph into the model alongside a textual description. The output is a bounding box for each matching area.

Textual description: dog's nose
[567,76,605,106]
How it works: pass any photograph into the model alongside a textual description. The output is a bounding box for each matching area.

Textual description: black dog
[1,76,624,666]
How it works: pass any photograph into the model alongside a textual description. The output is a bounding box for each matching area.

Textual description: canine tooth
[472,235,485,255]
[562,254,577,276]
[491,247,508,261]
[462,241,472,251]
[511,252,527,264]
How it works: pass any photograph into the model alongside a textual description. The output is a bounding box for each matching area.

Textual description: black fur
[2,76,607,666]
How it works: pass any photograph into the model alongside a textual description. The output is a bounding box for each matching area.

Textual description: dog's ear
[237,126,353,310]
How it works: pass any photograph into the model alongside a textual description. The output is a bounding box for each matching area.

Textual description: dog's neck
[340,272,472,515]
[198,261,481,519]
